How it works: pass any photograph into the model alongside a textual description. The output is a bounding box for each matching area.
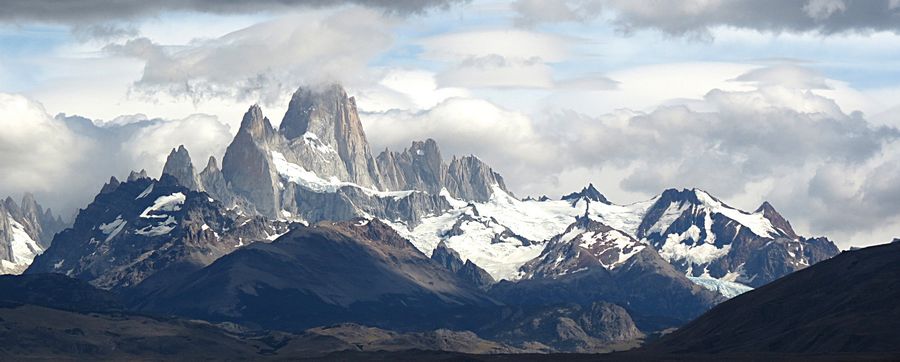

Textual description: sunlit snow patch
[140,192,185,218]
[271,151,414,200]
[99,215,127,242]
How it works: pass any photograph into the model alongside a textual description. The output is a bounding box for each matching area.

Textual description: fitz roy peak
[219,84,510,223]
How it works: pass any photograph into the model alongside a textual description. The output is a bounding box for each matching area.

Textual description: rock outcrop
[431,241,496,289]
[222,105,281,217]
[561,183,611,205]
[755,201,798,239]
[279,85,381,189]
[446,155,510,202]
[376,139,446,194]
[1,194,66,274]
[485,302,644,353]
[126,169,149,182]
[161,145,202,191]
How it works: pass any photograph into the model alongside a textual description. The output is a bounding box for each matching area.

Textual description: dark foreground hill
[636,241,900,357]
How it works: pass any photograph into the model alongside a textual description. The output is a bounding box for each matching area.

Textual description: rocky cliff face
[126,169,148,182]
[222,105,282,217]
[376,139,446,194]
[0,194,66,274]
[279,85,381,189]
[161,145,202,191]
[431,241,495,289]
[446,155,510,202]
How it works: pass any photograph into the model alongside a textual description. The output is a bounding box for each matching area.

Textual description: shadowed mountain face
[26,176,286,291]
[132,219,500,332]
[645,241,900,355]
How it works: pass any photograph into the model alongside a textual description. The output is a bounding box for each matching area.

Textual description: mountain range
[2,84,866,357]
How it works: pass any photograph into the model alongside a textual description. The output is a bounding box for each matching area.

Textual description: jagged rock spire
[445,155,510,202]
[756,201,798,239]
[203,155,219,173]
[161,145,202,191]
[222,105,280,217]
[127,169,149,182]
[561,183,611,205]
[238,104,275,141]
[99,176,120,194]
[376,139,446,194]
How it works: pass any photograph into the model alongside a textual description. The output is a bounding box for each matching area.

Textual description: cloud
[0,93,233,218]
[0,0,465,25]
[420,29,617,90]
[436,55,557,88]
[511,0,604,27]
[353,69,470,112]
[104,8,394,106]
[537,66,900,246]
[803,0,847,21]
[121,114,232,174]
[0,94,84,193]
[551,68,896,196]
[731,64,831,90]
[512,0,900,37]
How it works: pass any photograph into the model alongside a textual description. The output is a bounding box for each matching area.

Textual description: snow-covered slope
[389,185,653,281]
[385,184,837,300]
[518,216,647,280]
[0,218,44,274]
[636,188,838,288]
[0,195,63,275]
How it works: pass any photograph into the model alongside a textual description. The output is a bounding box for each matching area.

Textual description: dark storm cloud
[0,0,466,24]
[514,0,900,36]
